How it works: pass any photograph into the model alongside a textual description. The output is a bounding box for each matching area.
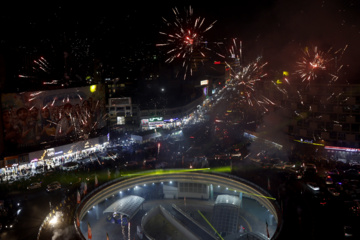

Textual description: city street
[0,188,66,240]
[1,84,360,240]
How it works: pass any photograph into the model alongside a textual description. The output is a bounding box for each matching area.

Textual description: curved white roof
[214,194,241,207]
[103,195,145,219]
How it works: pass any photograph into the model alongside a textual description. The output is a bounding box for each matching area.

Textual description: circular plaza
[74,169,282,240]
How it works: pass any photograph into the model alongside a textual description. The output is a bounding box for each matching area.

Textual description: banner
[1,84,106,153]
[76,214,80,227]
[84,182,87,195]
[77,190,81,204]
[88,223,92,239]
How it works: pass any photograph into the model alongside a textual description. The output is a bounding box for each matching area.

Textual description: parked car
[2,215,18,231]
[327,187,340,197]
[315,191,330,207]
[46,181,61,192]
[261,162,273,169]
[273,163,286,170]
[47,181,61,189]
[326,168,340,176]
[0,202,21,232]
[46,184,61,192]
[325,175,334,185]
[61,162,78,171]
[343,168,360,178]
[27,182,41,190]
[303,163,317,173]
[306,182,320,192]
[289,167,303,179]
[344,225,354,238]
[334,181,344,191]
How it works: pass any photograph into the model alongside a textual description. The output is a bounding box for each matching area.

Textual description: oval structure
[74,169,283,240]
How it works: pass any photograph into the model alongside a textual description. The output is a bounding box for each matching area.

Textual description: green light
[198,210,224,240]
[121,168,213,178]
[293,139,324,146]
[208,166,232,173]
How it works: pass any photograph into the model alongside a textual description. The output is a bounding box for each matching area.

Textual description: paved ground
[77,197,276,240]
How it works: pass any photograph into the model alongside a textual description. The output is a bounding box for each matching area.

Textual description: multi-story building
[263,78,360,162]
[107,97,139,132]
[0,84,110,173]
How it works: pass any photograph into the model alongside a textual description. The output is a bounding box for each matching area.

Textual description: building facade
[263,80,360,162]
[0,84,109,175]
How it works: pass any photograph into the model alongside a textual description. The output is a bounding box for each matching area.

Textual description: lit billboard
[1,84,107,153]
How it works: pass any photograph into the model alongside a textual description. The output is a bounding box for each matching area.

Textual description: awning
[103,195,145,219]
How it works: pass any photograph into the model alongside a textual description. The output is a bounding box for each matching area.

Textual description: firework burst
[156,6,217,80]
[295,45,348,85]
[227,56,275,113]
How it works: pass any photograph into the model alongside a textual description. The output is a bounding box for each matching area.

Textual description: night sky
[1,0,359,81]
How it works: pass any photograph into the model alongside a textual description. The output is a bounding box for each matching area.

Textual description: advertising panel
[1,84,106,153]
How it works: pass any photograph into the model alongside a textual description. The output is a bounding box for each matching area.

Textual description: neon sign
[149,117,163,122]
[325,146,360,152]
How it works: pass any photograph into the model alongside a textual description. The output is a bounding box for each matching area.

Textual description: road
[2,88,359,240]
[0,186,69,240]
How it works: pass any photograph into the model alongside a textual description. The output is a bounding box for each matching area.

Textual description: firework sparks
[1,86,109,150]
[33,56,52,73]
[295,46,328,83]
[295,45,348,85]
[156,6,217,80]
[226,56,275,113]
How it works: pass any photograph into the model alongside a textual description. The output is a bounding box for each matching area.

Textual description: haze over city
[1,1,360,240]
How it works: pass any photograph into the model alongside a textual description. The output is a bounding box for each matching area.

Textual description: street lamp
[49,215,58,226]
[49,211,63,227]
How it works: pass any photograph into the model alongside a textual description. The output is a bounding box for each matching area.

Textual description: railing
[72,170,282,240]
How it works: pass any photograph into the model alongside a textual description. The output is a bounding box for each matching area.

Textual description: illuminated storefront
[28,136,109,169]
[324,146,360,163]
[0,84,108,178]
[140,117,164,130]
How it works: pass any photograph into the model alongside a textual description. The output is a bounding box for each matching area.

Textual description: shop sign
[200,80,209,85]
[325,146,360,152]
[141,119,149,126]
[149,117,163,122]
[47,148,55,157]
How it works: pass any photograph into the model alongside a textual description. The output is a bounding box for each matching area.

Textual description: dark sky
[1,0,359,80]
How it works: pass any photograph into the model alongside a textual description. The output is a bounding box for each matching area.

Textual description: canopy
[103,195,145,219]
